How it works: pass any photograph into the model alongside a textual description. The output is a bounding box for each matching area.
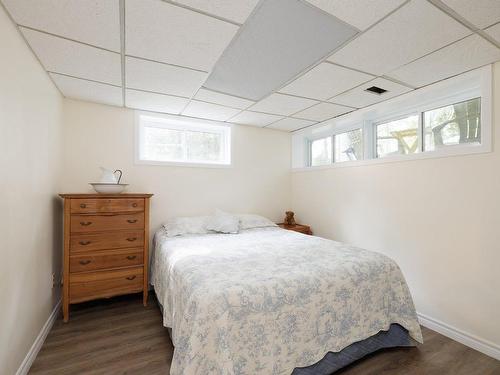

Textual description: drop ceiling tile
[442,0,500,29]
[387,34,500,88]
[125,57,207,98]
[305,0,405,30]
[267,118,316,132]
[126,89,189,115]
[328,0,471,75]
[293,102,353,121]
[126,0,238,71]
[330,78,412,108]
[230,111,283,127]
[182,100,241,121]
[195,88,254,109]
[484,22,500,42]
[171,0,260,24]
[50,73,122,107]
[249,93,318,116]
[279,63,373,100]
[21,28,121,85]
[2,0,120,51]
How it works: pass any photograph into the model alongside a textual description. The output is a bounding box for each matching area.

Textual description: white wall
[291,62,500,350]
[0,6,63,375]
[61,99,292,232]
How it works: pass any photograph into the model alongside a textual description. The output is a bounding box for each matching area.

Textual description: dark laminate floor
[29,294,500,375]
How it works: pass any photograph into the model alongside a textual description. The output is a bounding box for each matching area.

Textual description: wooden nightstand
[277,223,312,235]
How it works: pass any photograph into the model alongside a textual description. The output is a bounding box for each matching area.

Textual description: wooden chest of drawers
[60,194,152,322]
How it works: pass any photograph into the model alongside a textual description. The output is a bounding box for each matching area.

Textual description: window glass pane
[186,130,222,162]
[335,129,363,162]
[424,98,480,151]
[376,115,419,158]
[310,137,332,166]
[142,126,184,162]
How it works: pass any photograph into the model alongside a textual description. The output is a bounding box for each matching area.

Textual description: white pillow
[206,209,239,234]
[163,216,209,237]
[237,214,277,230]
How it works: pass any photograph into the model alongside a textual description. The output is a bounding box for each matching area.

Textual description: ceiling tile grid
[441,0,500,29]
[171,0,261,24]
[485,22,500,43]
[194,88,255,109]
[293,102,354,122]
[125,89,189,115]
[249,93,318,116]
[181,100,241,121]
[267,117,316,131]
[230,111,284,127]
[21,28,122,86]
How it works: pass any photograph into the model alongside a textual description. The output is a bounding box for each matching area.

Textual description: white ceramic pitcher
[99,167,122,184]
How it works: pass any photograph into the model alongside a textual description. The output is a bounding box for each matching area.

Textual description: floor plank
[29,294,500,374]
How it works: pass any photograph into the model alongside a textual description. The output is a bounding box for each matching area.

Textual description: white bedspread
[151,227,422,375]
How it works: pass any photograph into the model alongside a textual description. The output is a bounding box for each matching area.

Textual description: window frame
[135,111,232,168]
[297,65,492,170]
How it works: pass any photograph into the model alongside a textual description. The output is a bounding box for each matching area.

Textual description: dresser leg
[143,289,148,307]
[63,302,69,323]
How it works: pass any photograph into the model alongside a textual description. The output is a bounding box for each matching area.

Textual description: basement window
[136,112,231,166]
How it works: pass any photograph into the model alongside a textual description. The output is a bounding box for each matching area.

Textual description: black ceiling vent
[365,86,388,95]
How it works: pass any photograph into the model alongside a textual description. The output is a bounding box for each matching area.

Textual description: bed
[151,226,422,375]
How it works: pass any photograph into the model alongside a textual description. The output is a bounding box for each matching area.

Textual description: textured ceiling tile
[387,34,500,87]
[293,102,353,122]
[171,0,260,24]
[305,0,406,30]
[182,100,241,121]
[484,22,500,43]
[50,73,122,107]
[442,0,500,29]
[195,88,254,109]
[21,28,121,85]
[328,0,471,75]
[230,111,283,127]
[279,63,373,100]
[267,117,316,131]
[126,0,238,71]
[249,93,318,116]
[2,0,120,51]
[330,78,412,108]
[126,89,189,114]
[125,57,207,98]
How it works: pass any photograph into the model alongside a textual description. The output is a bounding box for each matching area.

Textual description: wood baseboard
[16,299,61,375]
[418,312,500,361]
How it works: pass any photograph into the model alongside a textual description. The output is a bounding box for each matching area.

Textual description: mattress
[151,227,422,375]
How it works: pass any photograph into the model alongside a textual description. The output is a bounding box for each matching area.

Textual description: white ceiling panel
[441,0,500,29]
[126,89,189,114]
[2,0,120,51]
[182,100,241,121]
[249,93,318,116]
[305,0,406,30]
[195,88,254,109]
[50,73,122,107]
[125,57,207,98]
[330,78,412,108]
[279,63,373,100]
[484,22,500,42]
[125,0,238,72]
[293,102,353,121]
[387,34,500,88]
[267,117,315,132]
[328,0,471,75]
[171,0,260,24]
[230,111,283,127]
[21,28,121,85]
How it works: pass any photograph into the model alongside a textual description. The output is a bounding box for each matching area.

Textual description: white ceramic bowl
[90,183,129,194]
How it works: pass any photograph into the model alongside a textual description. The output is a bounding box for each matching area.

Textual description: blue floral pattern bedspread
[151,227,422,375]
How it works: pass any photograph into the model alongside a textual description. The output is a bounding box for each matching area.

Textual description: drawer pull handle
[79,260,91,265]
[126,255,137,260]
[126,276,136,281]
[126,237,137,242]
[127,219,138,223]
[132,203,138,208]
[80,203,87,208]
[79,240,91,246]
[80,221,92,226]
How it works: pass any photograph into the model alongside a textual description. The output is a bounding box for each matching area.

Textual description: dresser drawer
[70,248,144,273]
[71,198,144,214]
[70,213,144,233]
[69,267,143,303]
[70,231,144,252]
